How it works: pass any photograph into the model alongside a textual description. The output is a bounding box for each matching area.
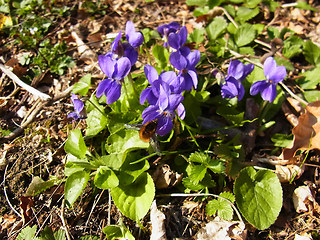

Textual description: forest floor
[1,0,320,239]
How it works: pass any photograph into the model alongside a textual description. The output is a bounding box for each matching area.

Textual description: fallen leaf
[150,200,167,240]
[275,164,305,183]
[292,185,315,213]
[152,164,183,189]
[282,101,320,160]
[19,196,34,225]
[0,214,17,231]
[195,217,246,240]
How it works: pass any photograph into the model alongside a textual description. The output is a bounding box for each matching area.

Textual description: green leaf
[64,129,88,159]
[72,74,91,96]
[65,170,90,206]
[207,158,225,174]
[17,225,37,240]
[187,164,207,184]
[245,0,262,8]
[182,174,216,191]
[94,166,119,189]
[99,153,125,170]
[236,6,259,22]
[152,45,169,71]
[39,227,66,240]
[189,28,205,44]
[85,108,108,137]
[303,40,320,66]
[106,129,149,154]
[103,225,134,240]
[25,176,58,196]
[216,105,244,125]
[271,133,293,148]
[235,23,256,47]
[111,172,155,221]
[234,167,283,230]
[186,0,208,6]
[189,151,209,164]
[282,35,303,59]
[296,0,317,11]
[220,191,235,203]
[118,152,150,185]
[206,16,228,41]
[206,198,233,220]
[300,67,320,89]
[303,90,319,103]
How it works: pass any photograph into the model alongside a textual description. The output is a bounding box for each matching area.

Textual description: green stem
[87,98,109,119]
[127,73,138,98]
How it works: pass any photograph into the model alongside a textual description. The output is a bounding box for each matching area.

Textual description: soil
[1,0,320,239]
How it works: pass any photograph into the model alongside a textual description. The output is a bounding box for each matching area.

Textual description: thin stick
[108,190,111,226]
[2,165,22,218]
[60,199,71,240]
[0,64,51,101]
[86,190,105,226]
[156,193,243,223]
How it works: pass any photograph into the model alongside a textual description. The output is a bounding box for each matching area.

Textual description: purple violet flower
[167,26,187,50]
[169,48,200,91]
[250,57,286,103]
[96,55,131,104]
[221,60,254,100]
[125,21,144,48]
[140,65,181,105]
[109,31,138,66]
[157,22,180,47]
[68,93,85,121]
[142,85,185,136]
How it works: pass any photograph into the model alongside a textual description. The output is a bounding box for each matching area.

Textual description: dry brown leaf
[19,196,33,224]
[282,101,320,160]
[152,164,183,189]
[275,164,305,183]
[195,217,246,240]
[0,214,17,231]
[292,185,315,213]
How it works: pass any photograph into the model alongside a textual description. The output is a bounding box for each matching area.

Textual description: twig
[156,193,243,223]
[2,165,23,218]
[85,190,105,226]
[108,189,111,226]
[60,199,71,240]
[0,64,51,101]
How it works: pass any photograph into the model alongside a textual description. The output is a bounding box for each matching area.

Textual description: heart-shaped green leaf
[234,167,282,230]
[111,172,155,221]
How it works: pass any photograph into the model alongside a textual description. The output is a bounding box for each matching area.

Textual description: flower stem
[127,73,138,97]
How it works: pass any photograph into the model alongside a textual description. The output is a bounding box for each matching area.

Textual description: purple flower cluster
[140,23,200,136]
[96,21,144,104]
[220,57,286,103]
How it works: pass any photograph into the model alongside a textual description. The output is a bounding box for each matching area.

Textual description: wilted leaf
[195,217,245,240]
[292,186,315,213]
[275,164,305,182]
[152,164,183,189]
[282,101,320,160]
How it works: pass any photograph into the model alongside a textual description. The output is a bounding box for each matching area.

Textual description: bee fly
[125,119,161,155]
